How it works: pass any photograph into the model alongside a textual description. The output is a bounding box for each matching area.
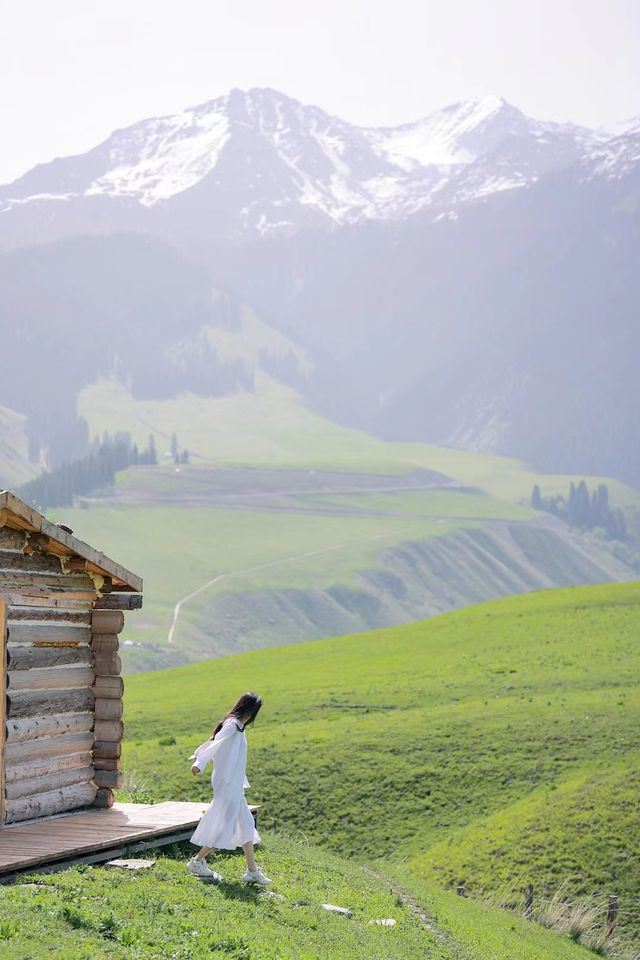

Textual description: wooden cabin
[0,490,142,826]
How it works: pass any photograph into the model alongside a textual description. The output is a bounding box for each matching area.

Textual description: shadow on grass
[214,881,262,904]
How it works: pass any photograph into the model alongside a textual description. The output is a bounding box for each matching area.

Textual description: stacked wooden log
[91,609,125,807]
[4,590,98,823]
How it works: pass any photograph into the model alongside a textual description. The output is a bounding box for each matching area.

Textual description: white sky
[1,0,638,183]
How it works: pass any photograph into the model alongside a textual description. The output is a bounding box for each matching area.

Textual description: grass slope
[121,583,640,945]
[0,837,596,960]
[55,476,636,668]
[78,376,640,510]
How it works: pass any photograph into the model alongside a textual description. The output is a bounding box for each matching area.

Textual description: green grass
[0,837,597,960]
[387,870,606,960]
[121,583,640,945]
[77,376,640,510]
[54,466,638,669]
[296,488,535,520]
[54,501,468,654]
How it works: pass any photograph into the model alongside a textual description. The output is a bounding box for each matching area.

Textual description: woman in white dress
[187,692,272,885]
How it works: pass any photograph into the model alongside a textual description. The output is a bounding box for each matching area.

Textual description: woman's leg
[242,841,257,872]
[193,845,213,861]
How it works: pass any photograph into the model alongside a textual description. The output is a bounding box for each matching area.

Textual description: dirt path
[365,867,468,958]
[167,528,404,645]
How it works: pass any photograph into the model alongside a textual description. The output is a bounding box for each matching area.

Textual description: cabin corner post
[90,609,125,807]
[0,597,6,826]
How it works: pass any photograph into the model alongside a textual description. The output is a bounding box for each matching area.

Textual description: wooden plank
[6,765,95,801]
[7,643,92,670]
[94,719,124,742]
[7,621,91,643]
[93,676,124,699]
[93,757,120,772]
[93,741,121,759]
[7,686,94,718]
[95,594,143,611]
[95,698,123,721]
[8,607,91,623]
[5,731,94,764]
[6,712,93,744]
[90,634,119,654]
[92,654,122,676]
[5,752,93,784]
[6,592,95,609]
[0,597,6,824]
[94,770,123,790]
[91,611,125,634]
[0,801,209,875]
[5,782,97,823]
[93,788,114,808]
[0,571,96,590]
[7,664,94,691]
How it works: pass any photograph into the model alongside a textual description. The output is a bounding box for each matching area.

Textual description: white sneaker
[243,867,272,885]
[188,858,223,882]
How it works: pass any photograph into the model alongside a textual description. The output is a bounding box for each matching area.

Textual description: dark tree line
[170,433,190,464]
[531,480,628,541]
[19,432,157,512]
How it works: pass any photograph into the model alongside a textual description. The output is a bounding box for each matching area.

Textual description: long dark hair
[212,692,263,739]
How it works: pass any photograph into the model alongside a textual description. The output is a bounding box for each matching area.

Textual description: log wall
[90,609,125,803]
[1,541,99,823]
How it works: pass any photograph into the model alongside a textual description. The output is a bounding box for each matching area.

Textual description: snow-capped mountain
[0,88,623,242]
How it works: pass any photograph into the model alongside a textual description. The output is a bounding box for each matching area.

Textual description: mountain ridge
[0,87,628,243]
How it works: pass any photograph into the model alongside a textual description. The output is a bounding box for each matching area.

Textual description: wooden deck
[0,801,215,881]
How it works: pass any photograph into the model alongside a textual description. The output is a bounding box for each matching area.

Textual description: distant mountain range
[1,88,637,244]
[1,89,638,485]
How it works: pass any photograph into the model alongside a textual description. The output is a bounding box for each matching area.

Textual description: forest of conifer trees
[531,480,628,541]
[18,432,158,512]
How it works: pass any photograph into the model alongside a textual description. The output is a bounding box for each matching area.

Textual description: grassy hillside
[121,583,640,946]
[78,376,640,510]
[50,453,638,669]
[0,836,598,960]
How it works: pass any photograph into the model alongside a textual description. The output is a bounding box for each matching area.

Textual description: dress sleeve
[191,722,237,771]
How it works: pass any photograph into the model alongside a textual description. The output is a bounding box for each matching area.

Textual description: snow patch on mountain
[86,108,230,205]
[0,88,636,235]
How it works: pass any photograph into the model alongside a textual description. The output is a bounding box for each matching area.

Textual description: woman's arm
[190,721,237,773]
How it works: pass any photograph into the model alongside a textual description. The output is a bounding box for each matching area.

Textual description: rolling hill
[51,434,640,670]
[120,582,640,949]
[0,835,599,960]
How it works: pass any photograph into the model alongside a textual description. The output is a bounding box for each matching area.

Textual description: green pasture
[55,500,467,650]
[77,377,640,510]
[294,488,535,520]
[121,583,640,946]
[0,836,596,960]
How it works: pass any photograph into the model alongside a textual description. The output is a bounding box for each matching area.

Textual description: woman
[187,691,271,885]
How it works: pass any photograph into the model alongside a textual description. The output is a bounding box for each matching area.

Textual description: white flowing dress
[189,718,261,850]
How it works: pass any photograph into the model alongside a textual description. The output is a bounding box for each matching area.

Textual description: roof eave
[0,491,142,593]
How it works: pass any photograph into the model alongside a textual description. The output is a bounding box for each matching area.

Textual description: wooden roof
[0,491,142,593]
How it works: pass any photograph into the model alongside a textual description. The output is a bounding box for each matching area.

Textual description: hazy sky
[1,0,638,183]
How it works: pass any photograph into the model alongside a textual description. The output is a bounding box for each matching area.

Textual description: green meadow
[0,836,598,960]
[53,455,638,669]
[120,582,640,947]
[78,377,640,510]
